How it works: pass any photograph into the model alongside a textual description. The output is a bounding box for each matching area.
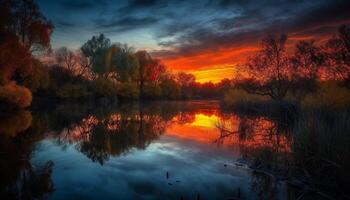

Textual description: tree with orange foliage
[0,0,53,108]
[0,33,32,85]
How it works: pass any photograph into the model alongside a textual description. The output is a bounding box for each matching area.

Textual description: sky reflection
[32,136,257,199]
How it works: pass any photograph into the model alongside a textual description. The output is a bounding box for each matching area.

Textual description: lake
[0,100,301,199]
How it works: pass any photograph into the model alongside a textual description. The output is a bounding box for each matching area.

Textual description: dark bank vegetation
[290,109,350,199]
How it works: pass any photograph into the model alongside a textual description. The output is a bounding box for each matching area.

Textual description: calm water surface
[0,101,294,200]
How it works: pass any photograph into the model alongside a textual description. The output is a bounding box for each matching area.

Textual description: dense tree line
[28,33,232,102]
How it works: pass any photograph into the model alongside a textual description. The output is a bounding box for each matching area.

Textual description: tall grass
[223,81,350,109]
[291,108,350,198]
[223,89,268,107]
[302,81,350,108]
[57,83,88,99]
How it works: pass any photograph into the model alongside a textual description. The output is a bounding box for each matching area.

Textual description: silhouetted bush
[92,78,118,98]
[160,78,180,99]
[117,81,139,99]
[144,84,162,99]
[23,59,50,93]
[223,89,268,107]
[57,84,88,99]
[47,65,76,92]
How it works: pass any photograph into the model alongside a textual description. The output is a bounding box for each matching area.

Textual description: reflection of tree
[216,115,292,169]
[0,111,32,137]
[250,172,279,200]
[77,112,168,165]
[0,113,54,199]
[176,112,196,124]
[51,102,194,165]
[239,118,292,170]
[1,161,54,200]
[215,113,293,199]
[30,101,219,165]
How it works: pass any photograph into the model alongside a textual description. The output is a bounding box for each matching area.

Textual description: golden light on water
[166,113,238,144]
[190,114,219,128]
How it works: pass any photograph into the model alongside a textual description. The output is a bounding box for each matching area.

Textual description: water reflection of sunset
[166,113,238,144]
[45,103,292,162]
[166,112,292,153]
[167,113,220,143]
[236,118,292,153]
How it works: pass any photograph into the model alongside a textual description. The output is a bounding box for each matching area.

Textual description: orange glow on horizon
[161,46,259,83]
[190,66,236,83]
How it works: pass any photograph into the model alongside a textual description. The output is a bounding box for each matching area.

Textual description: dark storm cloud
[59,0,95,10]
[56,21,76,28]
[128,0,162,8]
[208,0,256,7]
[96,16,158,32]
[117,0,168,15]
[289,0,350,33]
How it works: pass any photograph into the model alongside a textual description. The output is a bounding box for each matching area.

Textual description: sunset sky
[36,0,350,83]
